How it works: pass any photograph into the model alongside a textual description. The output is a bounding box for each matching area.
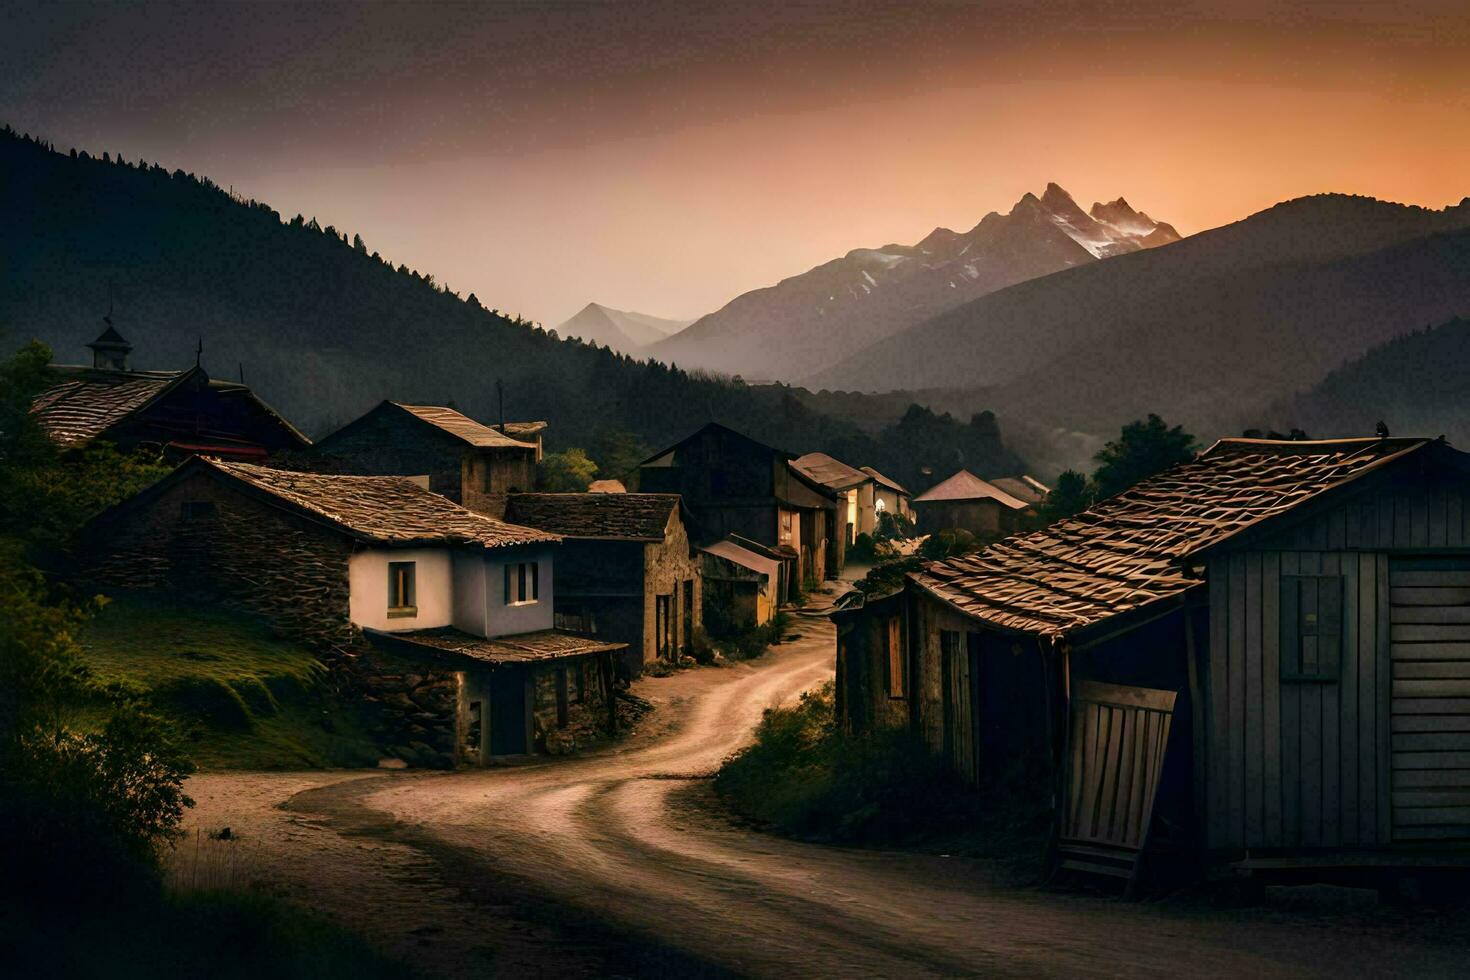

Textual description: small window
[482,462,494,494]
[1281,575,1342,681]
[180,500,217,520]
[388,561,417,617]
[874,497,886,513]
[885,616,905,698]
[503,561,540,605]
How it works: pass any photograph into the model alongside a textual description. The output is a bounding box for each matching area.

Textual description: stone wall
[642,510,703,662]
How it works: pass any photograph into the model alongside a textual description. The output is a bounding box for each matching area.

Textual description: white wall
[349,547,454,631]
[452,550,487,635]
[484,545,556,637]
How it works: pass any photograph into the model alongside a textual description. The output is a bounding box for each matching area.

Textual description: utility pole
[497,379,506,434]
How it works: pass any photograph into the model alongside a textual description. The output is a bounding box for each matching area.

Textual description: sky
[4,1,1470,327]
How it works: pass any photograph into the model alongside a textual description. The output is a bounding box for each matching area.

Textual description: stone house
[792,452,872,546]
[504,492,701,675]
[85,456,623,765]
[31,322,309,458]
[700,537,782,631]
[837,436,1470,886]
[636,422,842,589]
[299,401,545,518]
[910,468,1033,537]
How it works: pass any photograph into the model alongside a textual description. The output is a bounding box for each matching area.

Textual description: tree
[1036,469,1090,523]
[1091,414,1195,501]
[538,447,598,491]
[589,430,650,485]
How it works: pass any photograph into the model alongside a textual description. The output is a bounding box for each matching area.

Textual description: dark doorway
[489,671,527,755]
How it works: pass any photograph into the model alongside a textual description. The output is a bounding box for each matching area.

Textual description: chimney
[87,316,132,371]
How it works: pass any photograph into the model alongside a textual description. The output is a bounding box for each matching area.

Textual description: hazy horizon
[6,0,1469,327]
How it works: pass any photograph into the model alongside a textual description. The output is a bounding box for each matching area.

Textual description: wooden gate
[1057,680,1176,893]
[1389,559,1470,842]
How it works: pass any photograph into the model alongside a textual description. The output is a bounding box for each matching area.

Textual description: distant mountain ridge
[810,192,1470,446]
[554,302,690,354]
[648,182,1180,381]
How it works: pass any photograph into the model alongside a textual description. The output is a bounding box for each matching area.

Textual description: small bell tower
[87,316,133,371]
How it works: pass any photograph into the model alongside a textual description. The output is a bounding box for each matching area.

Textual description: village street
[185,604,1470,979]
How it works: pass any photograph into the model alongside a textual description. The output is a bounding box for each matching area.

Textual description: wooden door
[941,631,978,782]
[1059,681,1176,885]
[1389,558,1470,842]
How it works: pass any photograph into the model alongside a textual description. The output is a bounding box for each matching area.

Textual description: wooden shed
[838,436,1470,879]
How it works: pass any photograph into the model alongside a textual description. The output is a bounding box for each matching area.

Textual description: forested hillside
[0,127,1024,488]
[1266,318,1470,446]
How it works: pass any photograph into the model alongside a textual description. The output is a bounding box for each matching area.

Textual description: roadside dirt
[184,604,1470,978]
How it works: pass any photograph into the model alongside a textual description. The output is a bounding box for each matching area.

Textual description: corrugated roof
[791,452,869,492]
[504,493,679,540]
[207,458,558,549]
[991,475,1050,506]
[861,466,909,496]
[912,437,1435,639]
[369,627,624,664]
[393,403,539,450]
[702,539,782,580]
[912,469,1031,509]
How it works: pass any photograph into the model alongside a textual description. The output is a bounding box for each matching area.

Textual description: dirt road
[186,606,1470,978]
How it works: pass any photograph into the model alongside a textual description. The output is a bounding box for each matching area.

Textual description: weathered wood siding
[1205,474,1470,851]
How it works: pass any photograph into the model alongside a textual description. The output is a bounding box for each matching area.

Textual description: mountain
[647,182,1179,381]
[553,302,691,353]
[0,127,1027,486]
[811,193,1470,443]
[1265,317,1470,446]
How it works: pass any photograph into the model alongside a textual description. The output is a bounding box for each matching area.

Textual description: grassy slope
[79,593,382,770]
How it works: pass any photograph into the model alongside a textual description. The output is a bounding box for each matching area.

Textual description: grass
[716,683,1050,871]
[78,592,382,770]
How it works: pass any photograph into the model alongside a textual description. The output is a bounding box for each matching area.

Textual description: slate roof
[30,365,309,449]
[393,403,540,450]
[369,627,624,665]
[861,466,909,496]
[791,452,870,492]
[504,492,680,541]
[912,437,1436,640]
[912,469,1031,509]
[203,458,559,549]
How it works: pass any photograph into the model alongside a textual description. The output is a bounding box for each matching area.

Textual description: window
[180,500,217,519]
[1281,575,1343,681]
[387,561,417,617]
[779,510,794,544]
[885,616,905,698]
[874,497,886,514]
[482,461,495,493]
[504,561,540,605]
[463,700,483,758]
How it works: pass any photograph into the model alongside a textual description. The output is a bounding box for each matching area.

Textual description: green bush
[716,682,980,844]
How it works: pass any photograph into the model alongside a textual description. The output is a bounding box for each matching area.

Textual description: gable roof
[30,365,309,450]
[792,452,870,492]
[391,403,539,450]
[861,466,909,496]
[912,437,1440,640]
[912,469,1030,509]
[504,492,680,541]
[112,457,558,549]
[701,538,782,581]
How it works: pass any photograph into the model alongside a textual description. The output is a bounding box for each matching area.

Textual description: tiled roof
[206,459,558,549]
[31,368,177,446]
[912,437,1434,639]
[504,492,679,540]
[587,479,627,493]
[861,466,909,496]
[393,403,539,450]
[30,365,310,450]
[371,627,624,664]
[702,539,782,580]
[912,469,1031,509]
[501,420,548,439]
[792,452,870,492]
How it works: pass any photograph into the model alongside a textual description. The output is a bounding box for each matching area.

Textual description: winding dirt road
[186,607,1470,978]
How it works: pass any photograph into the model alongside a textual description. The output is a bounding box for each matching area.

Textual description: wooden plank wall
[1206,480,1470,851]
